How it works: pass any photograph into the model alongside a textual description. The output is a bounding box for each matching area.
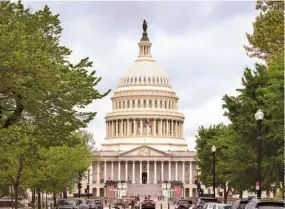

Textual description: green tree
[244,0,284,62]
[0,1,109,208]
[196,124,238,202]
[256,52,284,194]
[0,126,39,208]
[28,130,94,207]
[0,0,110,139]
[222,60,284,196]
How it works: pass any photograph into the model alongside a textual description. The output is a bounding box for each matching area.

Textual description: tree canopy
[244,0,284,62]
[0,1,109,208]
[196,0,284,200]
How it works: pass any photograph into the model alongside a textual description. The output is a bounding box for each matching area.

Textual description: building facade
[91,20,198,199]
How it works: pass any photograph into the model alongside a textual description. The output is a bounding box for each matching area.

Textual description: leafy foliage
[244,0,284,62]
[0,1,109,207]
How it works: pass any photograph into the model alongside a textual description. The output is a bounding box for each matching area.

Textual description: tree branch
[2,94,24,128]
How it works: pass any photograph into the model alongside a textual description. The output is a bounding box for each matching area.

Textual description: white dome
[118,60,171,88]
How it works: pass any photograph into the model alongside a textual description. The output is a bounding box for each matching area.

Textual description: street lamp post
[212,145,216,198]
[255,109,264,199]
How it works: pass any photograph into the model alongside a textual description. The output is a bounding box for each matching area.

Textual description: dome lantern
[137,20,152,60]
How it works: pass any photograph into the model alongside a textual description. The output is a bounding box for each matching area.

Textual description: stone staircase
[127,183,162,197]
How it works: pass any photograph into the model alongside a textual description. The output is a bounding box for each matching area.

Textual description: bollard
[109,202,111,209]
[168,203,170,209]
[160,203,162,209]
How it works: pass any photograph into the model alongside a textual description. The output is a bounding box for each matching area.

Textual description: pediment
[119,146,168,157]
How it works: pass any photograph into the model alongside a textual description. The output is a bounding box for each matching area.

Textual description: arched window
[144,77,146,83]
[148,77,151,83]
[153,77,155,83]
[168,101,171,109]
[160,100,162,108]
[123,101,125,108]
[138,100,141,108]
[135,77,137,83]
[143,100,146,108]
[132,100,135,108]
[119,101,121,109]
[155,100,157,108]
[127,100,130,108]
[139,77,142,83]
[165,101,167,108]
[149,100,152,108]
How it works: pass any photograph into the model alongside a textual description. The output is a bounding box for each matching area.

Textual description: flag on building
[144,120,152,127]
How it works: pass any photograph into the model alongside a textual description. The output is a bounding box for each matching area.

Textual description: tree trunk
[281,181,284,200]
[239,191,243,199]
[63,191,67,198]
[223,183,227,203]
[53,193,56,206]
[13,184,19,209]
[37,189,41,209]
[32,189,36,204]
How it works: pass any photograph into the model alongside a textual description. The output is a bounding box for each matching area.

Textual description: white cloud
[24,1,260,150]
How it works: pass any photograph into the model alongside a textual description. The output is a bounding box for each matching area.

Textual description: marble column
[116,120,118,137]
[175,161,178,181]
[97,162,100,183]
[153,119,156,136]
[182,161,185,183]
[125,161,128,181]
[147,161,150,184]
[169,161,171,181]
[175,121,178,137]
[181,122,184,138]
[171,120,174,136]
[146,118,149,136]
[132,161,135,183]
[111,161,114,180]
[106,122,108,137]
[104,161,107,182]
[154,161,157,183]
[134,119,137,136]
[111,120,115,137]
[127,119,130,136]
[160,119,163,136]
[120,120,123,136]
[139,161,142,184]
[140,119,143,136]
[165,119,166,136]
[189,161,192,184]
[161,161,164,182]
[118,161,121,181]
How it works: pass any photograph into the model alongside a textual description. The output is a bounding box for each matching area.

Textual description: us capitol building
[90,20,198,199]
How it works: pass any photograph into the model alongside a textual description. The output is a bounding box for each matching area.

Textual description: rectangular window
[127,100,130,108]
[149,100,152,108]
[155,100,157,108]
[143,100,146,108]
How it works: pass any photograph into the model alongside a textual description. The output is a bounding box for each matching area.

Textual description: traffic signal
[78,183,82,189]
[85,189,87,193]
[87,185,89,190]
